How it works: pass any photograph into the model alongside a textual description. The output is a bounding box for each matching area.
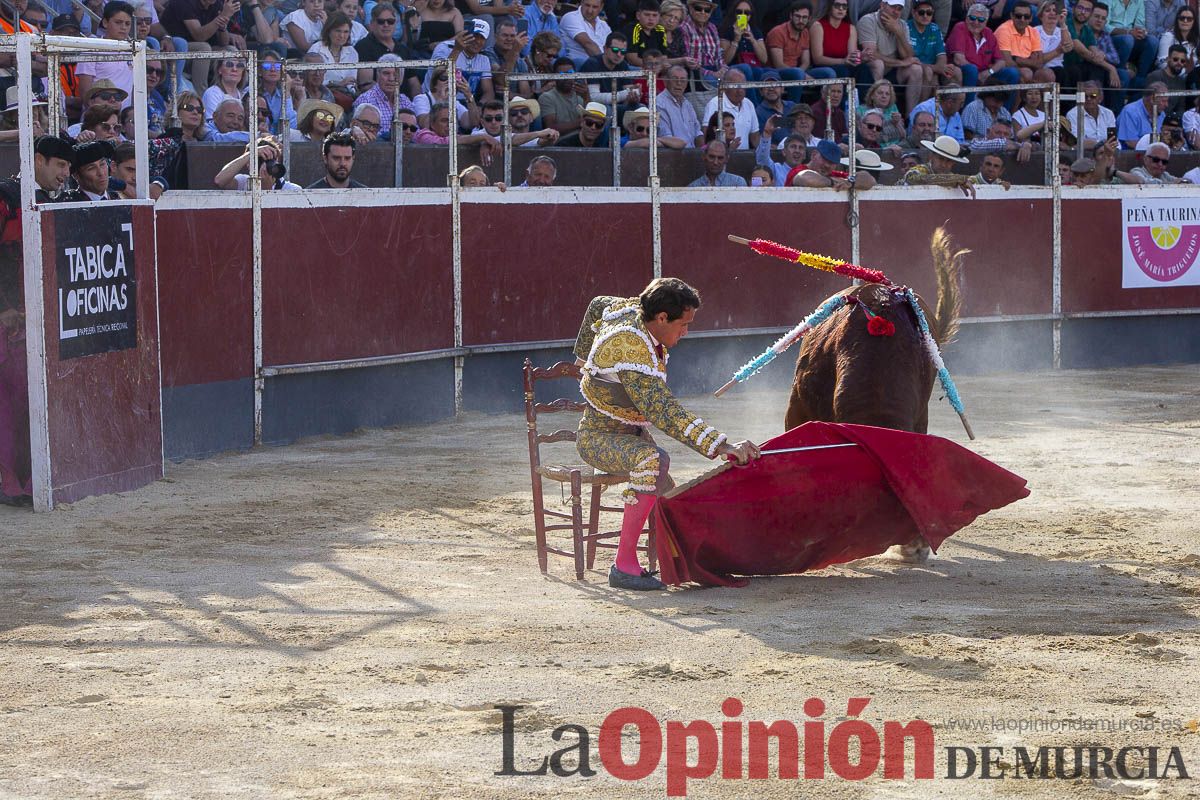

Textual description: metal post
[1050,83,1062,371]
[392,69,403,187]
[503,88,512,188]
[611,77,620,187]
[132,40,149,199]
[168,53,178,128]
[47,51,60,135]
[249,51,264,445]
[1075,90,1085,161]
[16,34,51,510]
[846,77,858,266]
[449,58,463,413]
[648,67,661,278]
[281,59,291,176]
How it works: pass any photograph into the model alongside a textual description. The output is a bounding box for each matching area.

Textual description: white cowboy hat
[510,95,541,119]
[4,85,47,113]
[840,149,894,171]
[622,105,651,131]
[920,134,969,163]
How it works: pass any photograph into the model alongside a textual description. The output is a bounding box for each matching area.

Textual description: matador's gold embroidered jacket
[573,296,727,458]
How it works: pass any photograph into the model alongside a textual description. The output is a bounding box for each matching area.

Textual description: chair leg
[530,474,549,574]
[586,483,603,569]
[646,513,657,573]
[570,470,585,580]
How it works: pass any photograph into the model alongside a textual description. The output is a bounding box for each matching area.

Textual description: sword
[727,442,858,461]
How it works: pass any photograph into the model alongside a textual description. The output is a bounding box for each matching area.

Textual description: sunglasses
[967,13,987,21]
[357,118,380,130]
[95,91,124,101]
[482,114,504,122]
[314,110,336,122]
[178,102,201,113]
[689,3,713,12]
[915,7,933,15]
[1147,155,1170,164]
[1180,14,1195,19]
[398,122,418,132]
[863,121,882,131]
[375,16,396,23]
[1012,12,1031,18]
[610,46,627,54]
[222,60,246,69]
[582,117,605,128]
[262,62,282,70]
[510,106,531,115]
[146,66,164,75]
[831,2,848,8]
[135,15,151,23]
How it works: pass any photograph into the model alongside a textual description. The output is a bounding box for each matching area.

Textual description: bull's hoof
[885,538,931,564]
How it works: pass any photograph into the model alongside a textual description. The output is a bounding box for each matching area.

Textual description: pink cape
[653,422,1030,587]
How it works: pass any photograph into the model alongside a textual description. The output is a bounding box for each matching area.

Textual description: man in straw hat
[557,101,611,147]
[899,133,975,196]
[572,279,760,590]
[622,105,686,148]
[65,79,129,139]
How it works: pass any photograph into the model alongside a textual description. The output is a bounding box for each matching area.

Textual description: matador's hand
[719,439,760,465]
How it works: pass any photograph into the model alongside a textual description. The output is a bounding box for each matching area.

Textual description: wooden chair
[524,358,656,580]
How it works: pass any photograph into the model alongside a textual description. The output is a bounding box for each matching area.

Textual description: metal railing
[280,56,445,187]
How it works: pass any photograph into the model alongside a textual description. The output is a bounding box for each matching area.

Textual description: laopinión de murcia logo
[494,698,1193,796]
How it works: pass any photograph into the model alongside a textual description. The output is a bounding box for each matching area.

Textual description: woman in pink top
[809,0,859,77]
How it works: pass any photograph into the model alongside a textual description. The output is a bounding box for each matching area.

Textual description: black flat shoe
[609,565,666,591]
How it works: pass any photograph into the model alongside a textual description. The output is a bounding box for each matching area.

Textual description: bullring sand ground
[1,365,1199,799]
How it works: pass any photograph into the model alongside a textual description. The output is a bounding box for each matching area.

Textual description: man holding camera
[214,137,301,190]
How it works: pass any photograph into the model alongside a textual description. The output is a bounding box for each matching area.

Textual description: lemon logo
[1151,225,1182,249]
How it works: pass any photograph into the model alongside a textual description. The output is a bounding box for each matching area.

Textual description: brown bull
[782,228,967,561]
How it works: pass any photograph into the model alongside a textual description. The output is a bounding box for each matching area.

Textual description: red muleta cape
[653,422,1030,587]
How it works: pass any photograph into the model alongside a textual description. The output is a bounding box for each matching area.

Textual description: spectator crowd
[6,0,1200,193]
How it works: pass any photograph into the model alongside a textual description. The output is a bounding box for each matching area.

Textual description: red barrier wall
[1062,198,1200,314]
[152,194,1198,395]
[460,201,653,346]
[40,205,162,503]
[157,208,253,386]
[261,204,454,365]
[859,198,1054,317]
[660,200,852,331]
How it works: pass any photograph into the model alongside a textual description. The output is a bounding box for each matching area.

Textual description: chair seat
[536,463,628,486]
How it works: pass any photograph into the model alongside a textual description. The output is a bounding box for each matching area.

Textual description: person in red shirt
[944,4,1020,96]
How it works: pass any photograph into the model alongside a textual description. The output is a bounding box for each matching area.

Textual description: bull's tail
[930,226,967,345]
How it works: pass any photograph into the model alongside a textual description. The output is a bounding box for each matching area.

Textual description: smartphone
[736,12,749,27]
[1106,126,1117,140]
[516,18,528,33]
[751,175,764,186]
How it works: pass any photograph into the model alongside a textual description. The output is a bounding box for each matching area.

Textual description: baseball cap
[51,13,80,31]
[787,102,815,119]
[470,18,491,39]
[882,0,906,6]
[760,69,781,81]
[582,101,608,119]
[815,139,841,163]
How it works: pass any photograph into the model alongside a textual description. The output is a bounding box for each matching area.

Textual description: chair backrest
[524,358,585,474]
